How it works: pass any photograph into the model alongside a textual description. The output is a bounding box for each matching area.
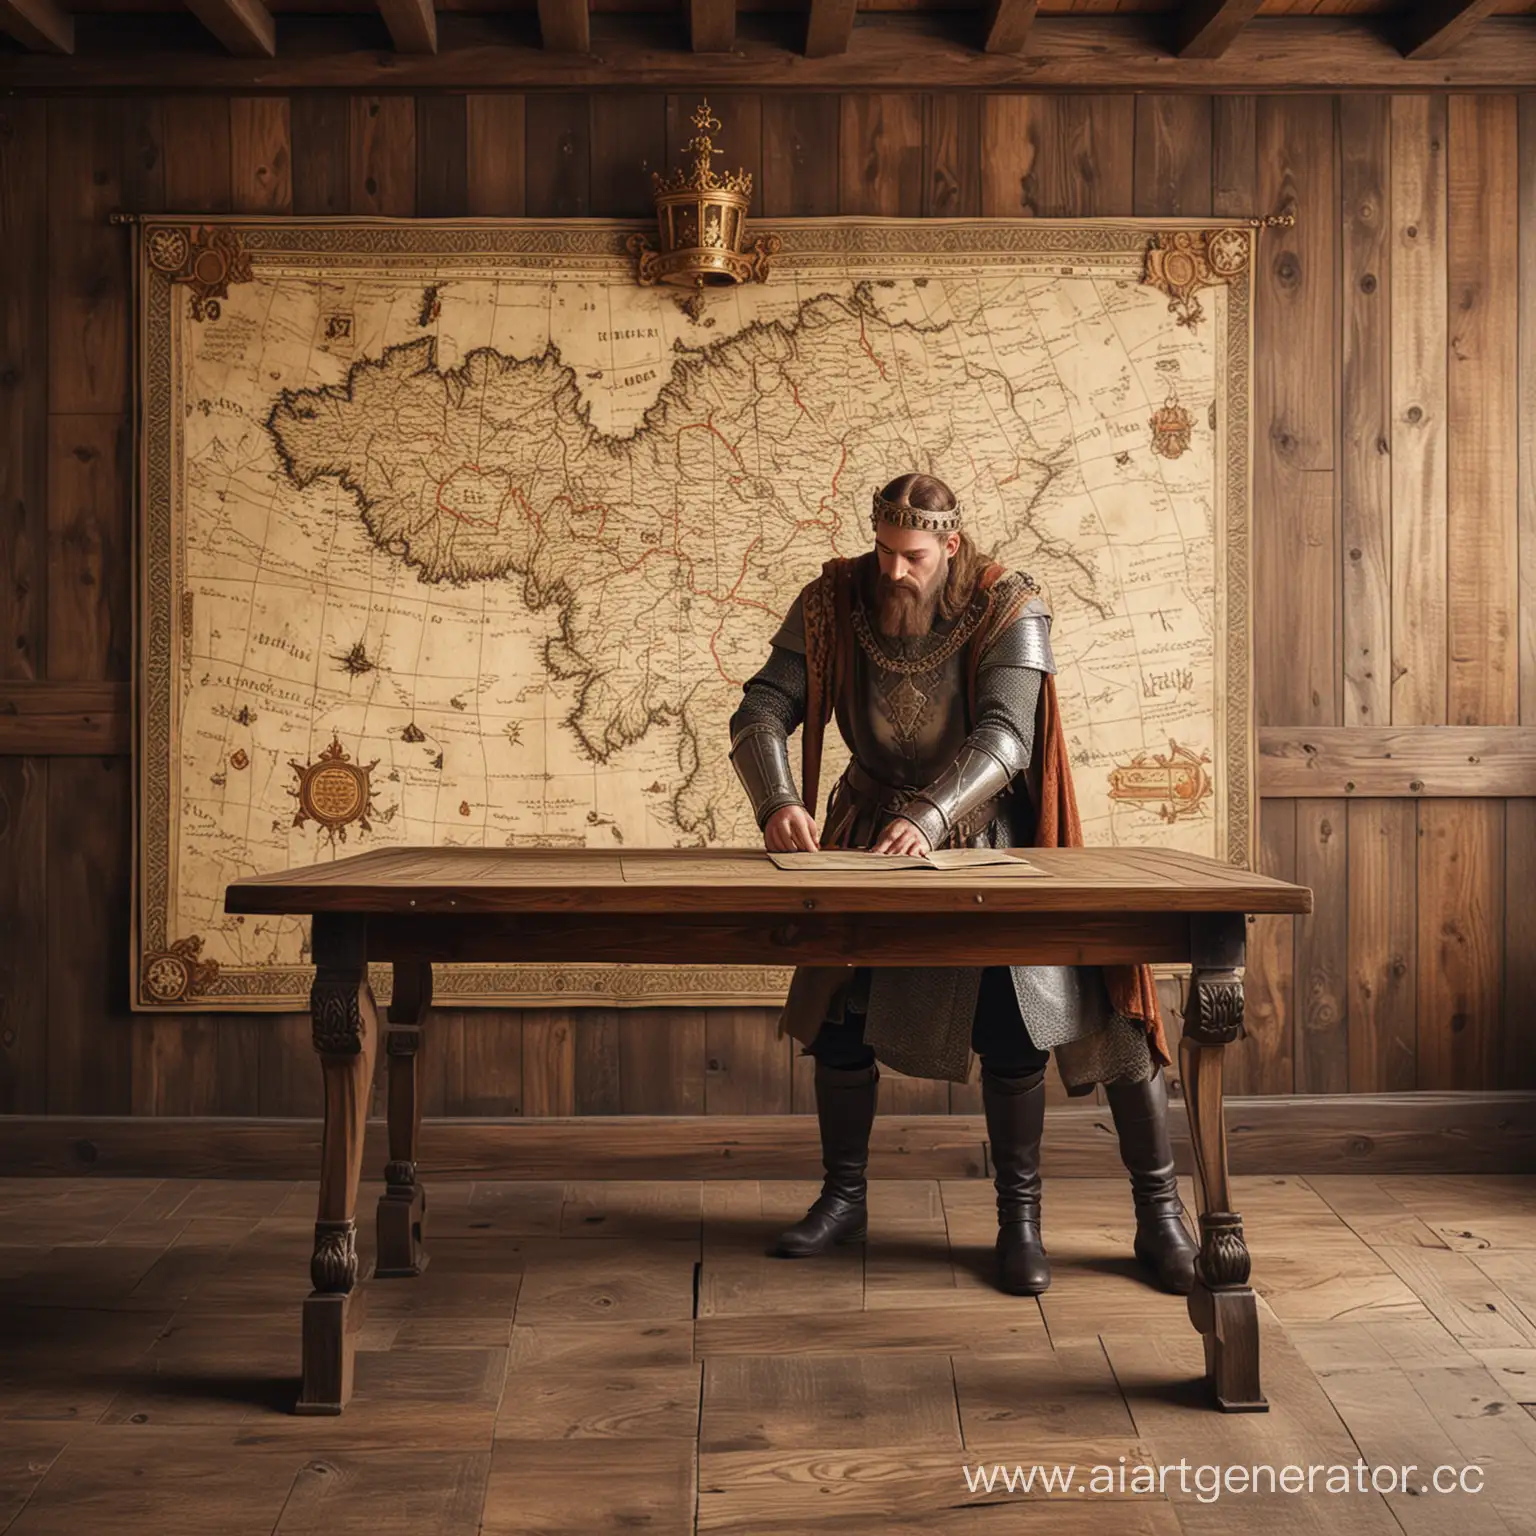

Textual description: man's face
[873,522,960,637]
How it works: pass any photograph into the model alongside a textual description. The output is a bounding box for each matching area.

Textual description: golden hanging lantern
[628,100,780,318]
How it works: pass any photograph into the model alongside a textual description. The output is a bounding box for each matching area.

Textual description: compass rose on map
[289,735,381,845]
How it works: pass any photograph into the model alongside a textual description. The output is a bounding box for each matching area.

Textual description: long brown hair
[875,473,994,621]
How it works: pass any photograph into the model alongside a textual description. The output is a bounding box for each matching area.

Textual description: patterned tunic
[730,554,1153,1086]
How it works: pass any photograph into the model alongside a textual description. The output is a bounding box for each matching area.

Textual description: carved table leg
[1179,912,1267,1413]
[376,960,432,1278]
[297,913,379,1416]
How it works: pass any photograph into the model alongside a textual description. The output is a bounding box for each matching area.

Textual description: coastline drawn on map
[133,218,1255,1009]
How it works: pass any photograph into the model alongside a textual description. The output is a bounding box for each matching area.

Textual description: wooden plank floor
[2,1174,1535,1534]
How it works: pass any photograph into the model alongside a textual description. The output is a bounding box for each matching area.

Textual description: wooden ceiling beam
[5,16,1536,89]
[0,0,71,50]
[378,0,436,53]
[1401,0,1504,58]
[0,0,73,51]
[690,0,735,51]
[982,0,1037,53]
[1176,0,1264,57]
[184,0,275,55]
[537,0,589,50]
[805,0,856,57]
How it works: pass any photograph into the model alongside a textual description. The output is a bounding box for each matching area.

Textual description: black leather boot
[1105,1070,1198,1295]
[982,1066,1051,1295]
[775,1062,878,1258]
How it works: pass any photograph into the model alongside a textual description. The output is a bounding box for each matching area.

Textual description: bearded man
[727,473,1198,1297]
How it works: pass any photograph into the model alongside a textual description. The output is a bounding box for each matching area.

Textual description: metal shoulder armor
[980,597,1055,675]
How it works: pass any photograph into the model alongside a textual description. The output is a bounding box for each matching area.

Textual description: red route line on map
[804,441,848,535]
[427,411,793,682]
[677,416,746,470]
[856,315,887,381]
[708,533,766,687]
[435,463,509,529]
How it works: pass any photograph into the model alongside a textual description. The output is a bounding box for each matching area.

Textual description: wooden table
[224,845,1312,1415]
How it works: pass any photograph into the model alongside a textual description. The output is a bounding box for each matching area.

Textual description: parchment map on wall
[134,218,1254,1010]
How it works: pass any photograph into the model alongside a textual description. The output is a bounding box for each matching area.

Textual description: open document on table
[766,849,1045,874]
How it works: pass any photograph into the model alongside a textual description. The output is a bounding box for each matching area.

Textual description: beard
[875,559,947,638]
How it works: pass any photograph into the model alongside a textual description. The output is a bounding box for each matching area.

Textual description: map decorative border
[132,216,1256,1011]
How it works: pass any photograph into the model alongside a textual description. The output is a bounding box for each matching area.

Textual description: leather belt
[843,758,919,812]
[840,758,1003,847]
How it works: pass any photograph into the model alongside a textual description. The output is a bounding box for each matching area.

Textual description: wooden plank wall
[0,91,1532,1118]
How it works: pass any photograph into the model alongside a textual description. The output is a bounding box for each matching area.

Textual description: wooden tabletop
[224,846,1312,917]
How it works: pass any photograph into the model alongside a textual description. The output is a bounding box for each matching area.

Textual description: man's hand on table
[764,805,821,852]
[871,817,932,857]
[763,807,933,856]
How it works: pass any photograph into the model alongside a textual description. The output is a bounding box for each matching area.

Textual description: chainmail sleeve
[728,643,810,829]
[972,660,1041,766]
[900,661,1043,850]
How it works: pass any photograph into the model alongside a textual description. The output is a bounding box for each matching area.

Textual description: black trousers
[809,965,1051,1079]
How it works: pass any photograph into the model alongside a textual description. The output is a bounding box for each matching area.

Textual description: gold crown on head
[870,488,964,534]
